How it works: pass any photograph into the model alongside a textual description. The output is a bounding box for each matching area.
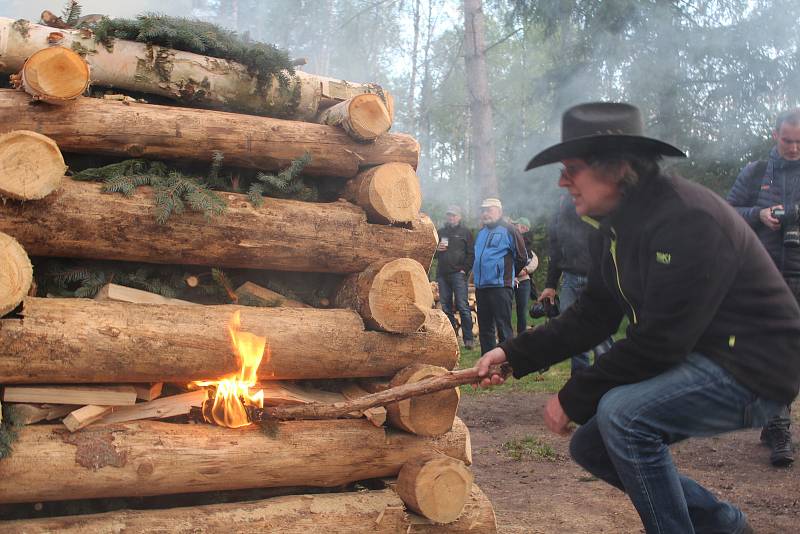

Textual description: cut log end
[0,130,65,200]
[397,452,475,524]
[387,364,460,436]
[19,46,89,103]
[0,232,33,316]
[348,93,392,140]
[345,162,422,224]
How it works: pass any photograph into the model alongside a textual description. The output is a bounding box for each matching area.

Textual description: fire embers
[194,310,268,428]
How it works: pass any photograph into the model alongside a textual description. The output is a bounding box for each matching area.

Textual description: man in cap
[435,205,475,348]
[510,216,539,335]
[473,198,527,355]
[475,102,800,533]
[726,108,800,467]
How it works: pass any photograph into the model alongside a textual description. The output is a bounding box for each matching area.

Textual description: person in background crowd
[435,205,475,349]
[540,195,613,373]
[726,108,800,467]
[511,216,539,335]
[472,198,527,355]
[475,102,800,534]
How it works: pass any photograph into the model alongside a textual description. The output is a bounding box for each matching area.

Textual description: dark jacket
[727,147,800,275]
[473,221,527,288]
[436,222,475,276]
[545,195,595,288]
[500,173,800,424]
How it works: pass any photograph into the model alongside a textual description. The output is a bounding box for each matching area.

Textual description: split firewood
[340,383,387,427]
[343,162,422,224]
[10,46,89,104]
[247,364,509,423]
[62,405,114,432]
[235,282,309,308]
[0,418,471,503]
[257,382,379,424]
[362,364,461,436]
[0,89,418,177]
[0,17,393,121]
[133,383,164,402]
[92,390,207,426]
[94,284,197,306]
[1,385,137,406]
[316,93,393,142]
[335,258,434,333]
[0,179,437,274]
[0,130,65,200]
[4,404,78,425]
[0,232,32,316]
[396,453,475,523]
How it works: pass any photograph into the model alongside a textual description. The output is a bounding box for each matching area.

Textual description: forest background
[5,0,800,281]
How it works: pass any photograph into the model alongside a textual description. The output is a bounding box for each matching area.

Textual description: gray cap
[446,205,462,216]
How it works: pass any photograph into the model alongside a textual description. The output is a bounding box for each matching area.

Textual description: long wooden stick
[246,364,511,422]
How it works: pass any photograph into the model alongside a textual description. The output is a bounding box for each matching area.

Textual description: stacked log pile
[0,14,497,532]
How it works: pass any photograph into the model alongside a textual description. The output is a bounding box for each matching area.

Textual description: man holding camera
[726,108,800,467]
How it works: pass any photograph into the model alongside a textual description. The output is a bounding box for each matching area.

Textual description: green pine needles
[41,261,187,299]
[90,12,295,94]
[0,404,23,460]
[248,153,314,205]
[61,0,82,26]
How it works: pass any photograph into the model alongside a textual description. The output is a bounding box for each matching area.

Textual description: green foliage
[61,0,82,26]
[90,13,295,94]
[248,153,313,205]
[40,260,187,299]
[0,404,24,460]
[502,435,559,461]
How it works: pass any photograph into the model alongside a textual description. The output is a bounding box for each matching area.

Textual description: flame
[194,310,268,428]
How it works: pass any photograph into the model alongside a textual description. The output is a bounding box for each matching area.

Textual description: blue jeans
[437,271,473,343]
[475,287,513,355]
[570,353,784,534]
[514,278,531,335]
[560,272,614,373]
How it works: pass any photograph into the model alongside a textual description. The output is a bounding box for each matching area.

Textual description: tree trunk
[0,418,471,503]
[0,17,390,121]
[316,93,393,142]
[397,453,474,523]
[343,162,422,224]
[0,484,497,533]
[0,232,32,316]
[0,180,437,274]
[10,45,89,104]
[0,89,419,178]
[334,258,433,333]
[0,298,459,383]
[463,0,498,200]
[0,130,65,200]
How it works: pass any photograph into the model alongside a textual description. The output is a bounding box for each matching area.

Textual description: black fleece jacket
[500,173,800,424]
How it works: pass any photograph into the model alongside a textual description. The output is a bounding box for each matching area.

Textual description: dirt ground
[459,392,799,534]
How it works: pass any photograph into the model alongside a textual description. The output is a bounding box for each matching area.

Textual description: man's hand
[538,287,557,304]
[474,347,508,388]
[760,205,782,231]
[543,395,571,435]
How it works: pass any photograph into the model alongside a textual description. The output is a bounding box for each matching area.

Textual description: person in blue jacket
[472,198,527,355]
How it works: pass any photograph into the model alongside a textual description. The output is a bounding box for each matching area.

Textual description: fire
[194,310,268,428]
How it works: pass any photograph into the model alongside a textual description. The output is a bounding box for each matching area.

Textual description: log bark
[0,417,471,503]
[397,453,474,523]
[0,483,496,533]
[316,93,392,142]
[335,258,433,333]
[343,162,422,224]
[0,232,32,316]
[10,45,89,103]
[0,130,65,200]
[0,89,419,178]
[0,180,437,274]
[0,17,391,121]
[0,298,459,383]
[360,364,462,436]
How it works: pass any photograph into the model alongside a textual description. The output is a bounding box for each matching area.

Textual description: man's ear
[773,129,779,142]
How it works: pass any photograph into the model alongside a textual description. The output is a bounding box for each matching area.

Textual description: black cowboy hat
[525,102,686,170]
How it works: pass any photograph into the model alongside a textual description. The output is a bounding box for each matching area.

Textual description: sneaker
[464,340,475,350]
[761,422,794,467]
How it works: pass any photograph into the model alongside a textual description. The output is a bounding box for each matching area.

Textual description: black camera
[530,296,560,319]
[771,205,800,248]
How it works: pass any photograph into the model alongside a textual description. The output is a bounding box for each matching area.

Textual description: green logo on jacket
[656,251,671,265]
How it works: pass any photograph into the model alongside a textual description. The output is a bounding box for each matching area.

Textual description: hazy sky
[0,0,191,20]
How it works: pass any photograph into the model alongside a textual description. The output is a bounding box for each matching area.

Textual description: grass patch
[502,436,559,461]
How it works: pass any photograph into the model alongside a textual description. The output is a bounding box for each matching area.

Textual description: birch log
[0,17,390,120]
[0,180,437,274]
[10,45,89,103]
[0,418,471,503]
[0,298,459,383]
[0,232,32,316]
[0,484,497,533]
[0,89,419,177]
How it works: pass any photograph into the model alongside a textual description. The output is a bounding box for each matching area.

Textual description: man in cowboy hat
[474,102,800,533]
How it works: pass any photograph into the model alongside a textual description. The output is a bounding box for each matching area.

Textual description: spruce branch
[61,1,82,27]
